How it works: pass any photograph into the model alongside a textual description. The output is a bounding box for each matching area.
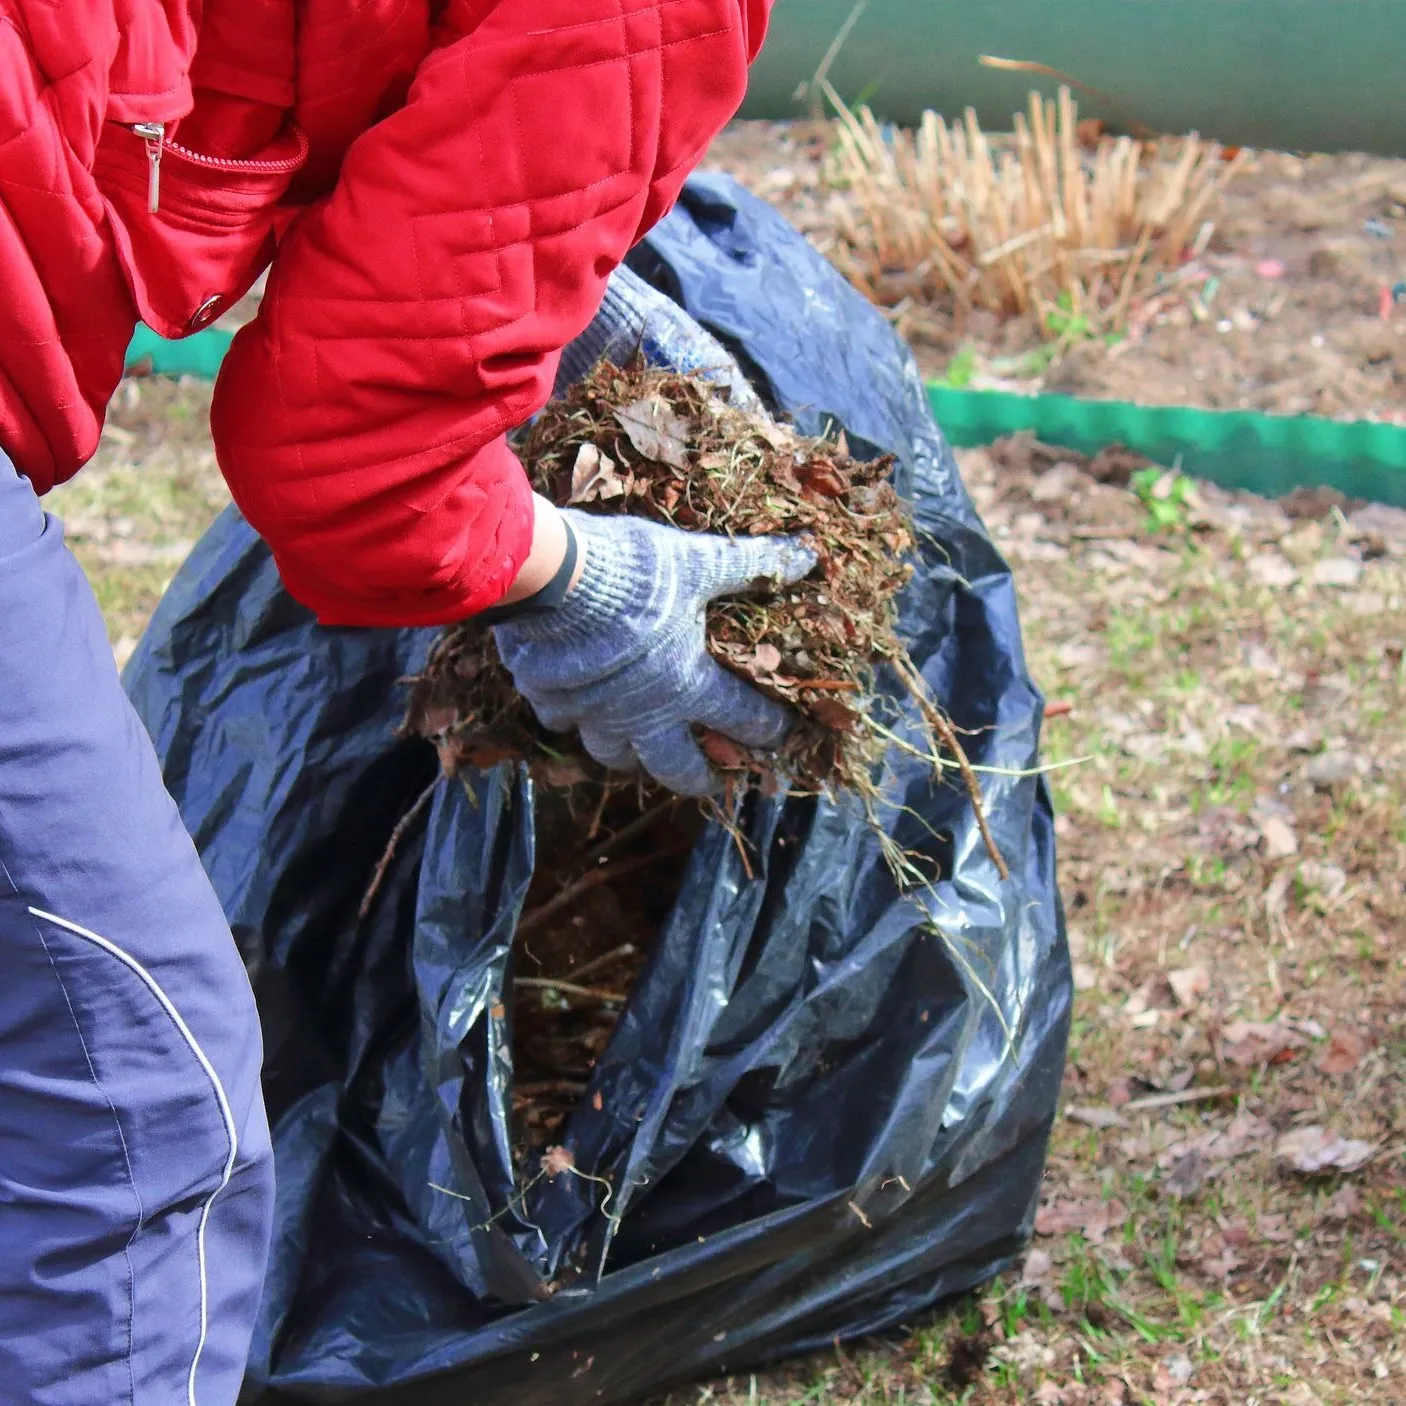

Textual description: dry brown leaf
[568,442,627,503]
[1167,965,1210,1008]
[799,459,849,498]
[808,695,859,730]
[1257,814,1299,860]
[1019,1247,1054,1288]
[1067,1105,1125,1130]
[1275,1125,1373,1175]
[753,642,783,673]
[613,398,690,469]
[1222,1018,1306,1067]
[531,756,591,788]
[697,729,752,770]
[1324,1184,1361,1220]
[1035,1197,1127,1244]
[1316,1027,1369,1075]
[1163,1148,1212,1199]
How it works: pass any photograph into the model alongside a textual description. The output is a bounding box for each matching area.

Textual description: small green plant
[1131,465,1195,533]
[936,344,978,389]
[1044,291,1095,342]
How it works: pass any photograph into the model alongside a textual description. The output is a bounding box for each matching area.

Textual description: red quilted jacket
[0,0,769,625]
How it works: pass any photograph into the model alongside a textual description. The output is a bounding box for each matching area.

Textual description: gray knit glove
[556,263,764,414]
[493,512,815,795]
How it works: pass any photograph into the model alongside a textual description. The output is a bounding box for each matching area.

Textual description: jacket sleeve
[210,0,772,628]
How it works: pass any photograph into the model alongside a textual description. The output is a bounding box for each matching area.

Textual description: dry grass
[827,86,1244,334]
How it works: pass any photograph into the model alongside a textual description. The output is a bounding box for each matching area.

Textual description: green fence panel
[747,0,1406,157]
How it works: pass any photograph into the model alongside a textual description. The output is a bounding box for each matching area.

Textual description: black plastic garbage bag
[126,174,1069,1404]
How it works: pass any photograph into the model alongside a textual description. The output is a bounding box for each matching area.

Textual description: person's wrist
[500,495,576,604]
[478,496,583,625]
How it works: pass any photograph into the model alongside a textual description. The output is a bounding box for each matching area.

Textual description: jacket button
[188,295,222,331]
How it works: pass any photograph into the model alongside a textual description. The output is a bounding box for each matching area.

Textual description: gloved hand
[555,263,765,414]
[493,511,815,796]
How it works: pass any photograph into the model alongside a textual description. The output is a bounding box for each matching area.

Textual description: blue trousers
[0,454,274,1404]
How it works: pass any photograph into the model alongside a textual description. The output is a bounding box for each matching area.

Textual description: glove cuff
[492,511,651,646]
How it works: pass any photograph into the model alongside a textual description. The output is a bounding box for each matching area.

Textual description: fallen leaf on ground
[1195,1233,1243,1280]
[1035,1197,1127,1243]
[1221,1018,1306,1066]
[1311,556,1363,587]
[1067,1104,1126,1130]
[1275,1126,1373,1175]
[1020,1248,1055,1288]
[1316,1027,1369,1075]
[1157,1113,1273,1174]
[1303,749,1362,786]
[1163,1147,1212,1199]
[1168,965,1210,1008]
[1257,814,1299,860]
[1155,1353,1194,1389]
[1072,962,1099,992]
[1325,1184,1361,1220]
[1247,552,1298,587]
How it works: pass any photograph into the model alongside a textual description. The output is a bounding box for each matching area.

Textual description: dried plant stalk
[824,83,1244,332]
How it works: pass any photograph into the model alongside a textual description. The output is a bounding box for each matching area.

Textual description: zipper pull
[130,122,165,213]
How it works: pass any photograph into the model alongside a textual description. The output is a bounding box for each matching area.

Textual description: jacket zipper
[125,123,309,215]
[130,121,165,213]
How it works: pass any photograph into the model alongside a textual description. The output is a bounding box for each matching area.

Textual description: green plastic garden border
[928,387,1406,509]
[124,326,1406,509]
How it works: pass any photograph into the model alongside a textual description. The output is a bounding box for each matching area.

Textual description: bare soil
[705,122,1406,422]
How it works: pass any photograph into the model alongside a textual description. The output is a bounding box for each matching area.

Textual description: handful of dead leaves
[404,358,1005,877]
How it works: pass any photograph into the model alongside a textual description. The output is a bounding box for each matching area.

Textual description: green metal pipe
[746,0,1406,157]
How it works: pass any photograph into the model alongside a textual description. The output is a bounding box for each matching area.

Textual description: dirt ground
[50,117,1406,1406]
[706,122,1406,422]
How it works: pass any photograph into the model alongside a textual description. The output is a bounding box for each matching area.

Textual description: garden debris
[507,787,702,1147]
[399,359,1010,1150]
[404,358,1006,876]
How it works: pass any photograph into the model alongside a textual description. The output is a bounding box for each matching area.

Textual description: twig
[778,676,862,692]
[1124,1086,1234,1113]
[515,977,629,1004]
[569,797,680,877]
[977,55,1155,139]
[516,851,665,938]
[807,0,868,118]
[891,654,1010,881]
[358,776,440,918]
[555,942,638,985]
